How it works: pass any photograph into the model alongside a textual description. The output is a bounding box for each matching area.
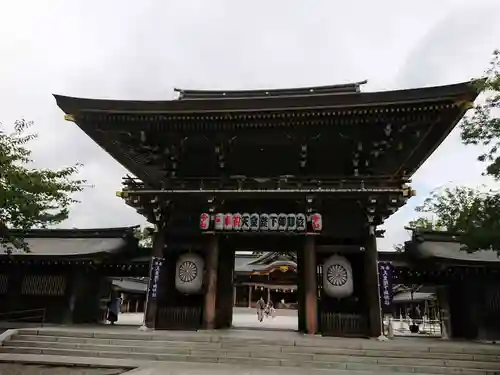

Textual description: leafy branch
[0,119,86,252]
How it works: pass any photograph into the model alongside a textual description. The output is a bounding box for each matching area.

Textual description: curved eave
[111,279,147,293]
[247,252,296,265]
[174,81,367,99]
[9,226,140,239]
[0,238,131,259]
[1,252,117,260]
[408,241,500,264]
[237,261,298,274]
[54,81,479,115]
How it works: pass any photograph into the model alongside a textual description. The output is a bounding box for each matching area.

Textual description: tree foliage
[461,50,500,178]
[0,119,86,251]
[134,226,154,248]
[393,217,437,252]
[400,186,500,252]
[413,186,486,232]
[406,217,437,231]
[394,51,500,253]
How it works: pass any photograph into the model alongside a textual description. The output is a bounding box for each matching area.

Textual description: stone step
[13,330,500,357]
[8,329,500,375]
[6,337,500,363]
[16,329,215,342]
[1,345,499,375]
[5,339,500,370]
[11,334,224,350]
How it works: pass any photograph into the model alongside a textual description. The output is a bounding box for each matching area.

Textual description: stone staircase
[2,328,500,374]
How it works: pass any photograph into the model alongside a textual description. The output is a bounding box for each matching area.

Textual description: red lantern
[312,213,322,231]
[233,213,242,230]
[224,213,233,230]
[200,213,210,230]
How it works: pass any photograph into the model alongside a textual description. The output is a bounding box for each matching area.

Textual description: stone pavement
[117,309,299,331]
[0,354,417,375]
[0,363,124,375]
[232,307,298,330]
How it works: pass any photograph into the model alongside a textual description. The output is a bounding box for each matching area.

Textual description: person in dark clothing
[107,293,122,325]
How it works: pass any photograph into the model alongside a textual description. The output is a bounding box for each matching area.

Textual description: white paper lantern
[241,213,251,231]
[214,214,224,230]
[287,214,297,231]
[250,213,260,231]
[223,213,233,230]
[269,214,279,231]
[296,213,306,231]
[323,255,354,299]
[311,213,323,231]
[199,213,210,230]
[278,213,287,231]
[260,214,270,231]
[233,213,242,230]
[175,253,204,294]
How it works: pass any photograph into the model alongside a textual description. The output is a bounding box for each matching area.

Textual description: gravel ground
[0,364,126,375]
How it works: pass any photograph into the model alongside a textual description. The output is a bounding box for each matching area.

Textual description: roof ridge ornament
[174,81,368,100]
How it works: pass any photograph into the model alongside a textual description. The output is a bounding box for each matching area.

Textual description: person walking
[266,299,276,319]
[107,293,122,325]
[256,296,265,322]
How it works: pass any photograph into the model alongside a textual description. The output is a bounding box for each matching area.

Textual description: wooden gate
[317,263,368,337]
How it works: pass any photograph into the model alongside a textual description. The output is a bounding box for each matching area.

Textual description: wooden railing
[320,312,367,337]
[156,306,202,330]
[0,308,46,326]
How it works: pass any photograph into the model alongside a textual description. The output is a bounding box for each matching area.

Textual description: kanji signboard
[378,262,393,313]
[147,257,164,300]
[200,212,322,233]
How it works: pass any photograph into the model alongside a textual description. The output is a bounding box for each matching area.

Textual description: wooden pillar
[297,248,306,332]
[304,236,318,335]
[145,230,165,328]
[248,286,252,308]
[203,235,219,329]
[267,287,271,302]
[437,286,451,339]
[215,247,234,329]
[233,286,237,306]
[364,230,382,337]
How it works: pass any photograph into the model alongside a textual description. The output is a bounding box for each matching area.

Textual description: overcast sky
[1,0,500,250]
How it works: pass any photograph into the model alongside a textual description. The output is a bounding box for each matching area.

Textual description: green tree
[413,186,485,232]
[0,119,86,252]
[406,217,437,231]
[461,50,500,178]
[134,226,154,248]
[458,193,500,251]
[393,217,437,252]
[399,186,500,252]
[457,49,500,250]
